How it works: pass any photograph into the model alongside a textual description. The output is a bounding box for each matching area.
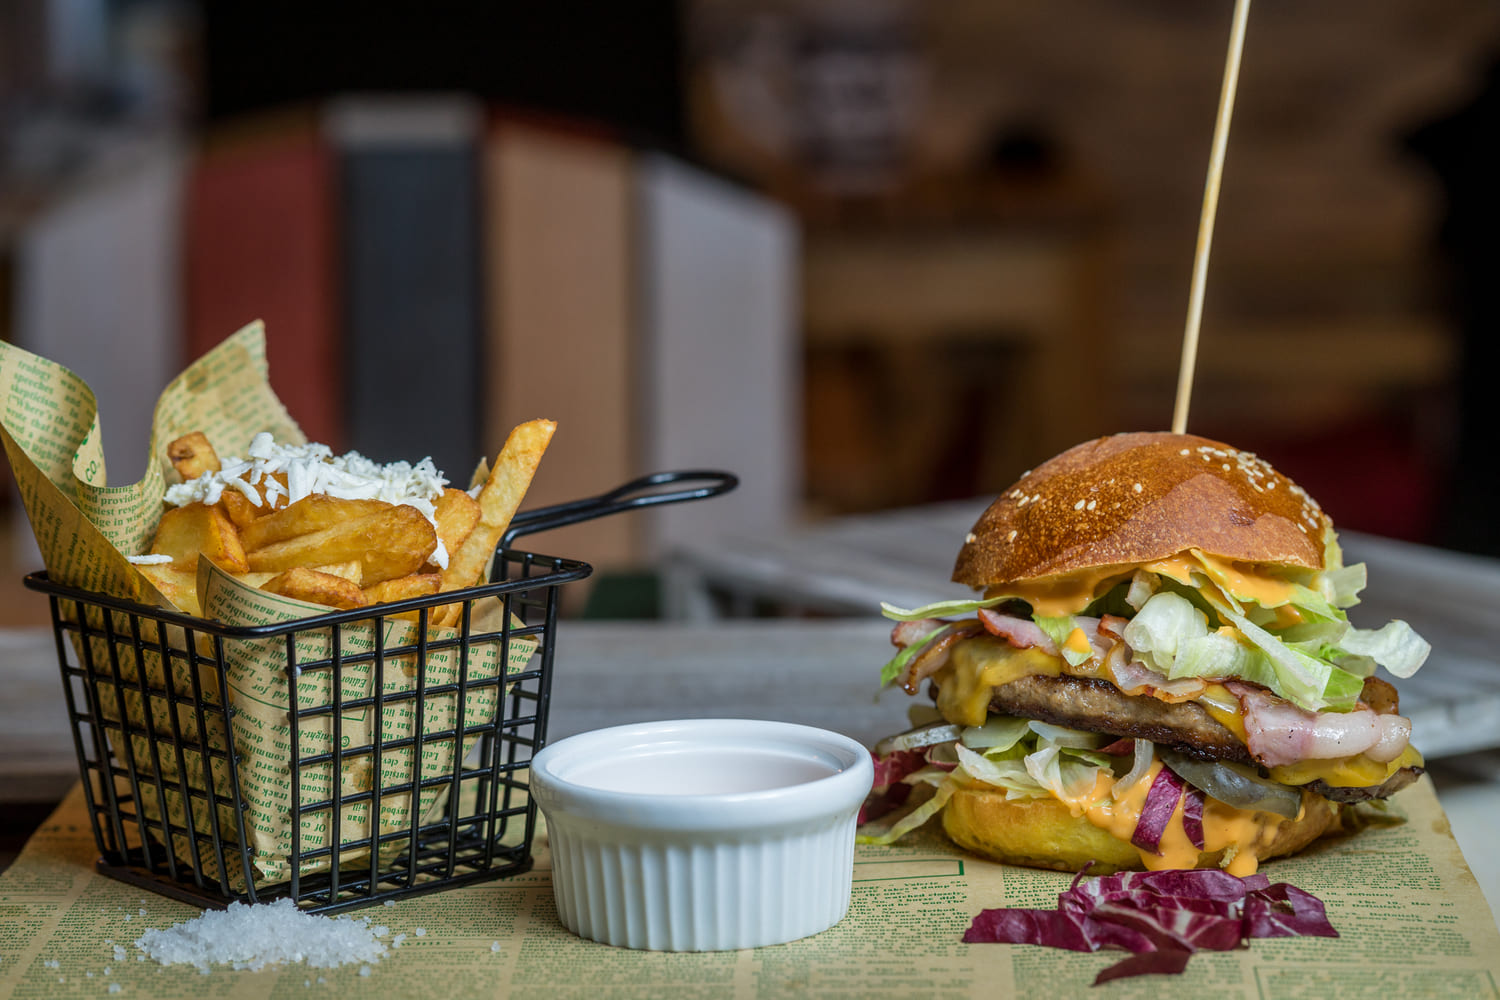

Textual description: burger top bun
[953,432,1332,589]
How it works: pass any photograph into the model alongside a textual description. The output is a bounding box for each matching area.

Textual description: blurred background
[4,0,1499,621]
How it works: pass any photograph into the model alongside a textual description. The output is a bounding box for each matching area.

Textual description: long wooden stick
[1173,0,1251,435]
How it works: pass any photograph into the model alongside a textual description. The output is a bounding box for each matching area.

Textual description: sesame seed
[1007,530,1017,542]
[1087,500,1097,510]
[1133,483,1143,493]
[965,532,977,543]
[1179,449,1190,456]
[1074,499,1086,511]
[1222,463,1230,471]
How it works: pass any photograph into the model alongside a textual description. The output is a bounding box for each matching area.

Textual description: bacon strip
[891,618,945,649]
[895,621,986,695]
[978,609,1056,652]
[1105,644,1208,703]
[978,610,1115,664]
[1226,681,1412,768]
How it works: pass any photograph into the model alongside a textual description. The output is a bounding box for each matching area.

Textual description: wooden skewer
[1172,0,1252,435]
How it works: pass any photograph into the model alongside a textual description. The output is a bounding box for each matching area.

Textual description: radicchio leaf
[857,782,911,825]
[1131,767,1185,853]
[1094,949,1192,985]
[963,868,1339,985]
[870,749,927,789]
[1242,882,1339,939]
[1181,785,1206,850]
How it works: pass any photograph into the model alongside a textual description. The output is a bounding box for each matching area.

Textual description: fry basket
[23,470,736,915]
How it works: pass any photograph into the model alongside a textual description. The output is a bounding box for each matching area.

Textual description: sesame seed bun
[952,432,1331,590]
[940,781,1343,874]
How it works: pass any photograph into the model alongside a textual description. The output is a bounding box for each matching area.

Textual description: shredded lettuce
[855,779,957,845]
[876,534,1426,709]
[1337,620,1430,679]
[1217,606,1363,712]
[956,744,1053,800]
[1121,592,1209,675]
[880,596,1010,621]
[1319,563,1366,609]
[960,716,1031,751]
[1022,743,1108,802]
[1126,569,1160,611]
[1035,616,1093,666]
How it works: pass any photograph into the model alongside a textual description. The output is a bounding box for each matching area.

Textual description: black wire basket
[23,471,736,915]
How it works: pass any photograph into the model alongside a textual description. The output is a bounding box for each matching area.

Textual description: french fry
[309,561,364,586]
[139,421,554,622]
[137,563,203,618]
[167,432,220,481]
[430,488,481,567]
[246,505,436,585]
[219,489,263,530]
[440,419,555,594]
[150,502,250,573]
[363,573,441,606]
[239,495,392,551]
[262,566,370,610]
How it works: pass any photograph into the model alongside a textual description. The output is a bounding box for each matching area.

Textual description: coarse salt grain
[135,898,387,973]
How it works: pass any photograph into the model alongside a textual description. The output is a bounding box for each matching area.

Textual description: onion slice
[1159,748,1302,820]
[874,722,963,757]
[1117,738,1155,794]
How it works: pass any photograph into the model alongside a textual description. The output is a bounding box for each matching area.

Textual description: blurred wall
[687,0,1500,547]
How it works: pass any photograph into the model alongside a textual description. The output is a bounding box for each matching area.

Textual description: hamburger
[861,432,1431,877]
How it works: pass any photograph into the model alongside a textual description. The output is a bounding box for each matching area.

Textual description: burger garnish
[962,867,1340,985]
[860,432,1431,876]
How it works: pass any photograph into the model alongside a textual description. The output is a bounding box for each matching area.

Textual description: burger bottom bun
[940,783,1343,874]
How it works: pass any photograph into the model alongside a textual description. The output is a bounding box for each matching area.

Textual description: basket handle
[501,470,739,547]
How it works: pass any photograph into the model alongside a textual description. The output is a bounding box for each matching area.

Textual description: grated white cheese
[134,898,388,972]
[163,432,452,568]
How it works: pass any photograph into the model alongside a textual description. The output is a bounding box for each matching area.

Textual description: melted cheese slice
[986,550,1299,617]
[935,639,1061,728]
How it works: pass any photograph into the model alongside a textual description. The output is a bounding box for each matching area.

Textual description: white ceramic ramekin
[530,718,874,952]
